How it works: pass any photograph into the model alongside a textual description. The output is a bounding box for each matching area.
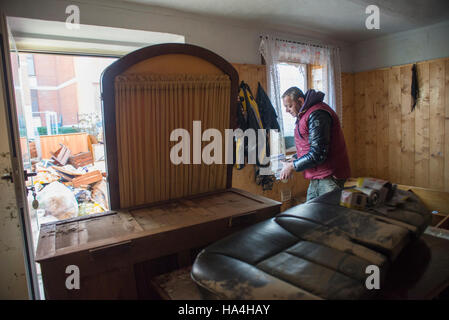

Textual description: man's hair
[282,87,305,101]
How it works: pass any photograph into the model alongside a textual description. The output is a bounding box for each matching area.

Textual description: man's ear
[296,97,304,111]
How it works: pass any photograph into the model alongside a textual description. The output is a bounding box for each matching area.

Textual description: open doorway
[12,52,117,298]
[18,53,117,228]
[3,15,185,299]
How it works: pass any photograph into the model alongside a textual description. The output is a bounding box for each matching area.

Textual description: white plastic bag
[37,181,78,220]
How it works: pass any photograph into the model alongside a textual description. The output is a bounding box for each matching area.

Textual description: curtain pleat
[115,74,231,208]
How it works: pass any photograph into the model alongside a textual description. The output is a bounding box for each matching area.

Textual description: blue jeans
[306,177,346,202]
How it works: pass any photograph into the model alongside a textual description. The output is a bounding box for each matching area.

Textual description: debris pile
[29,142,108,222]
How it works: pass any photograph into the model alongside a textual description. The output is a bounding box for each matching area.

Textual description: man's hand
[279,161,294,180]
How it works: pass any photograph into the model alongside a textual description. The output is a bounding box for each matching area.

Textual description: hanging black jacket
[255,82,280,131]
[235,81,268,169]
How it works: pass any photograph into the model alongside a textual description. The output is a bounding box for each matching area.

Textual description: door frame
[0,12,40,300]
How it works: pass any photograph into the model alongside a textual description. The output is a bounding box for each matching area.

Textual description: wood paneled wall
[341,73,356,173]
[347,57,449,192]
[232,63,267,95]
[230,58,449,200]
[231,63,309,210]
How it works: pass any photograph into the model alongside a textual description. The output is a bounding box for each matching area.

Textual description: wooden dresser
[35,44,281,299]
[36,188,280,299]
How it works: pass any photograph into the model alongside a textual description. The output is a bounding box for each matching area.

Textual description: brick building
[28,54,79,127]
[23,53,116,130]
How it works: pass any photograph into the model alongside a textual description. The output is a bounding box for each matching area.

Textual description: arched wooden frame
[101,43,239,210]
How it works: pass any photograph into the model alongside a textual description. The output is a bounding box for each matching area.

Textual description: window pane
[278,63,307,150]
[311,65,325,92]
[30,89,39,113]
[26,54,36,76]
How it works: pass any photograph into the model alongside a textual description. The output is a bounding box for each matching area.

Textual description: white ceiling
[124,0,449,42]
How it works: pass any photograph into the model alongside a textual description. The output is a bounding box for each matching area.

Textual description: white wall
[352,20,449,72]
[2,0,354,72]
[74,56,117,115]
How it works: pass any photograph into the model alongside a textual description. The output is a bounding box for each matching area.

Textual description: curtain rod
[259,35,338,49]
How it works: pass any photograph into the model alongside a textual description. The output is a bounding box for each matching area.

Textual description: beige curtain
[115,74,231,208]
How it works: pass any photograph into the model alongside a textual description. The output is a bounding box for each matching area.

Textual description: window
[277,62,325,153]
[278,62,307,152]
[309,65,325,93]
[30,89,39,112]
[26,54,36,76]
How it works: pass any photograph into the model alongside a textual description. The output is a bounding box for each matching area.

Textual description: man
[279,87,350,201]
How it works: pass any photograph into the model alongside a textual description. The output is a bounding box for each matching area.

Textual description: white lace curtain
[259,35,343,153]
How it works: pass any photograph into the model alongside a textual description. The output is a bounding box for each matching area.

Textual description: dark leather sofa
[191,189,431,300]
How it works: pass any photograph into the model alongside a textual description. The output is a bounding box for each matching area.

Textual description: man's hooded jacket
[293,89,351,180]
